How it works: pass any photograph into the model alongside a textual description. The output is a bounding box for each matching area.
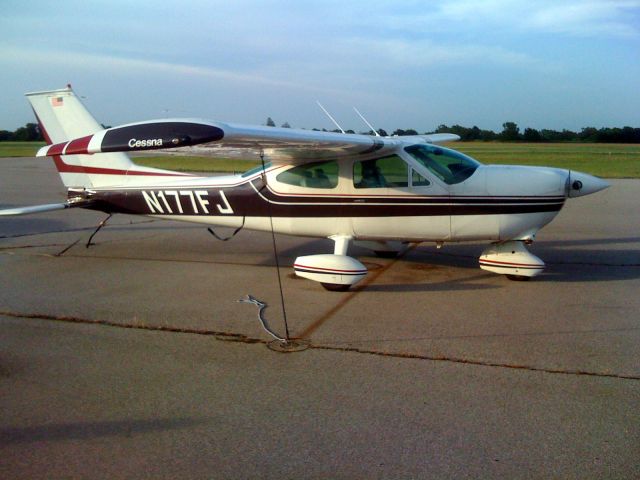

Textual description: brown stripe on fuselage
[78,176,566,217]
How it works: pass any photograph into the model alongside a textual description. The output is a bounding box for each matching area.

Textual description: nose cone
[568,171,610,198]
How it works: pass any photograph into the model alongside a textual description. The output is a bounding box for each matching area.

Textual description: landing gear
[294,235,368,291]
[321,283,351,292]
[479,240,545,279]
[506,274,532,282]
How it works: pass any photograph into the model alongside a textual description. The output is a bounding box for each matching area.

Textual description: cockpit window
[276,161,338,189]
[404,144,480,185]
[354,155,409,188]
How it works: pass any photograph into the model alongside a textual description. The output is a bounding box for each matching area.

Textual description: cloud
[525,1,640,37]
[344,37,543,70]
[0,45,351,97]
[376,0,640,39]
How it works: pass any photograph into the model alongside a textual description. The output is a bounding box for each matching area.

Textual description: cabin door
[350,155,451,241]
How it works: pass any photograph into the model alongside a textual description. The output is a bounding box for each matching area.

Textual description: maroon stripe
[48,142,67,156]
[64,135,93,154]
[32,110,53,145]
[52,155,66,172]
[479,259,543,268]
[294,264,367,274]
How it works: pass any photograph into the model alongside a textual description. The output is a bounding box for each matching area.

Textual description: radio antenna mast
[353,107,380,137]
[316,101,345,134]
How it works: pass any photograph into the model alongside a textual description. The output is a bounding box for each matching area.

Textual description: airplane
[1,86,609,291]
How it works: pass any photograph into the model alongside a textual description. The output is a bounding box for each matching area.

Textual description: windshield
[404,144,480,185]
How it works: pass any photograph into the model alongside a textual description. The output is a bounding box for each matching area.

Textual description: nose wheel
[321,283,352,292]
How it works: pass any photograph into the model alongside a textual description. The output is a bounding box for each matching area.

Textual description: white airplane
[1,86,609,291]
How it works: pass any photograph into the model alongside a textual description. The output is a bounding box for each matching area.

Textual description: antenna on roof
[353,107,380,137]
[316,101,345,134]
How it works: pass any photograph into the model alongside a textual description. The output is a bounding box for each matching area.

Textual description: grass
[449,142,640,178]
[134,155,260,174]
[1,141,638,178]
[0,141,45,157]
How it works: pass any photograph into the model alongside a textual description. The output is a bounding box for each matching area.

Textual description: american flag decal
[51,96,64,107]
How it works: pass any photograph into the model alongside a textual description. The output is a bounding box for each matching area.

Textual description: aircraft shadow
[359,272,498,293]
[0,417,206,445]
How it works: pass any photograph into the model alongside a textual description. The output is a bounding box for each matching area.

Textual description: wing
[36,119,458,164]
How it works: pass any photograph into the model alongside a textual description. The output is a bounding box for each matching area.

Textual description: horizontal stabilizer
[0,200,91,216]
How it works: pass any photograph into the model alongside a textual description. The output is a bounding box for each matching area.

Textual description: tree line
[431,122,640,143]
[0,123,42,141]
[2,120,639,144]
[269,118,640,143]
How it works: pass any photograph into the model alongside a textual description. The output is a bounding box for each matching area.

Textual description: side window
[354,155,408,189]
[276,161,338,189]
[411,168,430,187]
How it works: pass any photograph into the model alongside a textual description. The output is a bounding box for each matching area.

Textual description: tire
[506,274,531,282]
[321,283,351,292]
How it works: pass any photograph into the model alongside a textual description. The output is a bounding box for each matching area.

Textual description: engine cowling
[294,254,367,290]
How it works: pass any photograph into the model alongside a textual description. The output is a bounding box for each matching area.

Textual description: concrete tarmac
[1,157,639,478]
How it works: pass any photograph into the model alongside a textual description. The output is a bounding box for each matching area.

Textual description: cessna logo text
[128,138,163,148]
[141,190,234,215]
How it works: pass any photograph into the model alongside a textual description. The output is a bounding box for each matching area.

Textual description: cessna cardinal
[1,86,609,291]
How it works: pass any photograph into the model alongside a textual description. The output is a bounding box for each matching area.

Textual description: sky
[1,0,639,133]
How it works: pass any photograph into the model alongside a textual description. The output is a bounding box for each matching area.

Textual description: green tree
[523,127,541,142]
[500,122,521,141]
[13,123,42,141]
[392,128,418,136]
[0,130,13,141]
[579,127,598,142]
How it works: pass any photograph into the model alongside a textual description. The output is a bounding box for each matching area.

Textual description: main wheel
[506,274,531,282]
[321,283,351,292]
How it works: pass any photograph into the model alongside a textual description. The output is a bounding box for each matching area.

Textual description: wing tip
[36,145,50,157]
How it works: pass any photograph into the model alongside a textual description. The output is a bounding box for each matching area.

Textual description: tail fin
[26,86,185,189]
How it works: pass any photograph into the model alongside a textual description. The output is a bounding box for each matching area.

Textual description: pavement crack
[308,344,640,381]
[1,310,638,382]
[0,310,260,344]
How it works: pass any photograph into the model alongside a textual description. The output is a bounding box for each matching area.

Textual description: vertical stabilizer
[25,86,178,188]
[26,86,103,143]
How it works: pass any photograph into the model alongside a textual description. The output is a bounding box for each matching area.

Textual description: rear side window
[276,161,339,189]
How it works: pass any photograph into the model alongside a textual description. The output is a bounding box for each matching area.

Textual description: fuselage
[74,143,605,244]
